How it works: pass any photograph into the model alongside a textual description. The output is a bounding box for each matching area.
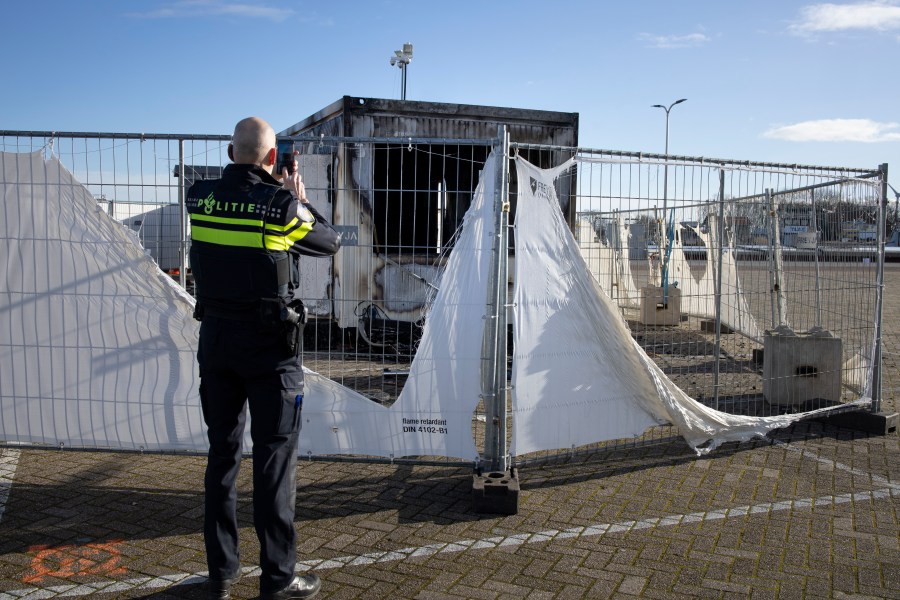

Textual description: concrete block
[814,410,898,436]
[472,469,519,515]
[763,326,842,406]
[640,286,682,326]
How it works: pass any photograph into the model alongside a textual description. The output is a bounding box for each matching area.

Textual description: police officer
[187,117,340,600]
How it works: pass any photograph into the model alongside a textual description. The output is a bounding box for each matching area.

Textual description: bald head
[230,117,276,166]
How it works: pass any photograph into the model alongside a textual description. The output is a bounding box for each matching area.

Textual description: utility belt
[195,297,307,356]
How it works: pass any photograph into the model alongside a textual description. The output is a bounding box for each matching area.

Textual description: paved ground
[0,413,897,599]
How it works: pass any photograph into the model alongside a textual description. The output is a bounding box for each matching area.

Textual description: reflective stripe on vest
[190,211,314,251]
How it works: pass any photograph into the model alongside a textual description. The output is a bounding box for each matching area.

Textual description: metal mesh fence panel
[0,131,496,465]
[509,144,885,466]
[0,132,888,467]
[290,136,495,465]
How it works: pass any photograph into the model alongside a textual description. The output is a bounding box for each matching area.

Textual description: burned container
[279,96,579,333]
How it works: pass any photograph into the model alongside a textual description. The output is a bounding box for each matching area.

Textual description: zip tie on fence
[41,136,55,159]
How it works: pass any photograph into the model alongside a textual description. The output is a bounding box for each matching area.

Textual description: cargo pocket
[276,371,305,435]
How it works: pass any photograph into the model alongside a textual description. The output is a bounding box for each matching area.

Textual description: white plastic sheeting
[577,205,762,342]
[298,153,497,460]
[0,150,489,461]
[578,216,640,309]
[509,156,870,456]
[667,224,714,319]
[0,151,204,451]
[510,158,667,456]
[668,221,763,341]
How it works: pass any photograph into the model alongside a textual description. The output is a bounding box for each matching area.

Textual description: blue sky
[3,0,899,193]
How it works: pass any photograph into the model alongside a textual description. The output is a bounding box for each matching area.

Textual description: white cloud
[637,32,711,49]
[130,0,293,22]
[763,119,900,142]
[790,1,900,34]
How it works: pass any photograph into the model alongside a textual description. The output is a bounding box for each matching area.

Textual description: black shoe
[207,571,241,600]
[260,574,321,599]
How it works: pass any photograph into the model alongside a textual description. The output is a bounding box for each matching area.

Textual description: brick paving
[0,415,897,599]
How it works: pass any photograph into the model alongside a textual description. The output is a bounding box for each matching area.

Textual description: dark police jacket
[186,163,341,319]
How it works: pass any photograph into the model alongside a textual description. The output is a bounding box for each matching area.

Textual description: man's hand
[281,151,309,204]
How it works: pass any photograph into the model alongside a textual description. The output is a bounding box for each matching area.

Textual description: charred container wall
[279,96,579,332]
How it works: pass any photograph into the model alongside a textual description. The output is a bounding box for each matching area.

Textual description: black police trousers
[197,315,304,594]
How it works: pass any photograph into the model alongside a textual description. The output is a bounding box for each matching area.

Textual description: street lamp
[651,98,686,304]
[889,183,899,243]
[390,42,414,100]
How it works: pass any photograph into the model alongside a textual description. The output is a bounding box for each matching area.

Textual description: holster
[281,299,307,357]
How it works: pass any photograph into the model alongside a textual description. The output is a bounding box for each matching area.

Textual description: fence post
[177,139,187,289]
[473,125,518,515]
[872,164,887,413]
[613,210,622,305]
[481,126,510,473]
[811,189,822,327]
[495,133,511,473]
[712,168,725,409]
[767,189,787,327]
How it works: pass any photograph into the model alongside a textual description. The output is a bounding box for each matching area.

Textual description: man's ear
[227,144,234,162]
[266,148,277,166]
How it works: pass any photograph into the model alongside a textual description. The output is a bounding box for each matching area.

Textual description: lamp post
[390,43,414,100]
[651,98,686,302]
[889,183,899,234]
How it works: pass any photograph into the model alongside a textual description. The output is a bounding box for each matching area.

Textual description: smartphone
[276,140,295,175]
